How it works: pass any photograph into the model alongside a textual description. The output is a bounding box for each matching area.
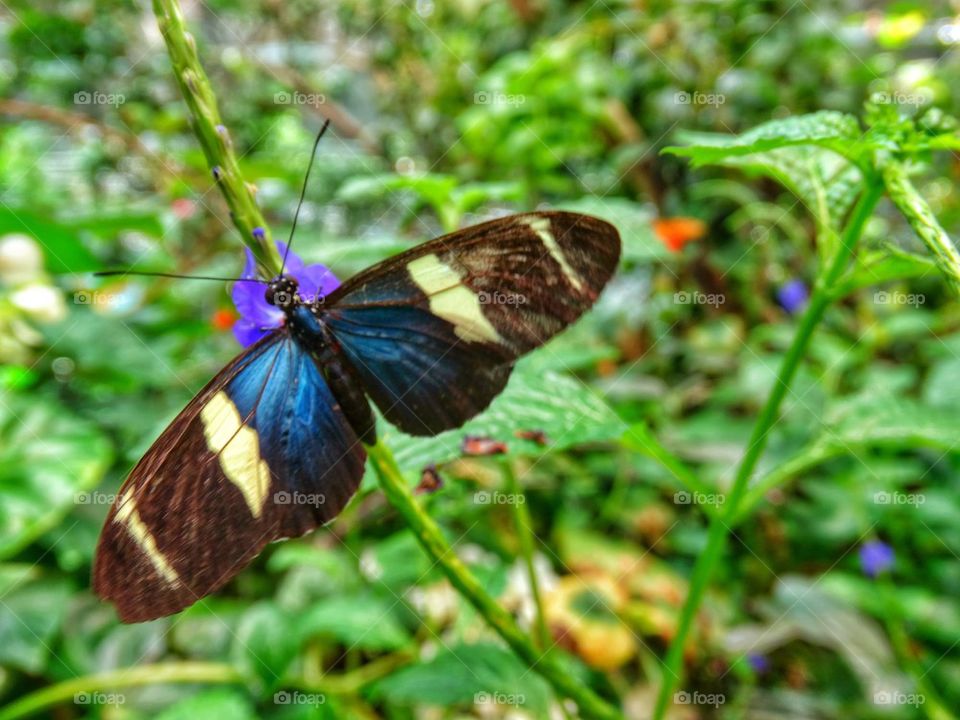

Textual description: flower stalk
[152,0,281,275]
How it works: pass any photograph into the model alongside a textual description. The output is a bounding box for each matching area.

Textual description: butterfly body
[94,211,620,621]
[276,285,379,444]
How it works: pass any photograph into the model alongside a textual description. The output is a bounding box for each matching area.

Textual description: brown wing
[322,211,620,435]
[93,332,366,622]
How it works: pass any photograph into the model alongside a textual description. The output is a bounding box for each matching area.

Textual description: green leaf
[300,592,411,651]
[371,642,550,713]
[387,357,624,474]
[922,357,960,410]
[0,570,74,673]
[155,689,258,720]
[0,391,112,558]
[230,603,298,693]
[822,394,960,452]
[664,111,863,167]
[703,146,862,234]
[821,575,960,647]
[836,245,937,297]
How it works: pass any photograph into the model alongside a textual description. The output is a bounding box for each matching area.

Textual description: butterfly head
[265,275,299,310]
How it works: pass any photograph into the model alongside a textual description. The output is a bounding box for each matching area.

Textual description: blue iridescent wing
[93,331,365,622]
[323,211,620,435]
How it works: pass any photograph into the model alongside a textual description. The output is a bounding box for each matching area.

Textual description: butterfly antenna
[280,118,331,277]
[95,270,268,284]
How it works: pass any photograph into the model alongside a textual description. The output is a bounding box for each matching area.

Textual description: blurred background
[1,0,959,718]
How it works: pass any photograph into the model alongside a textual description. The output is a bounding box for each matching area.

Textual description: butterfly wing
[93,331,366,622]
[322,211,620,435]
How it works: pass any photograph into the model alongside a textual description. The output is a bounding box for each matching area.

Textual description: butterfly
[93,210,619,622]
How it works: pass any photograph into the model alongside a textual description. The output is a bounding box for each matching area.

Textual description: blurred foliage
[1,0,960,718]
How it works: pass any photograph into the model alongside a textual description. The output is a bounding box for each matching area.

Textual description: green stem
[502,459,551,650]
[367,439,623,720]
[651,179,884,720]
[0,663,242,720]
[882,161,960,297]
[732,443,838,524]
[152,0,281,275]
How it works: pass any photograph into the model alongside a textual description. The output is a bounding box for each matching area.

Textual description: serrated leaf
[0,391,113,558]
[371,642,550,713]
[707,146,862,232]
[665,111,863,166]
[387,358,624,474]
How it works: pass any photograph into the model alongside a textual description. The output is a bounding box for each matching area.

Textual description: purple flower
[231,241,339,347]
[747,653,770,674]
[777,279,809,314]
[859,540,895,578]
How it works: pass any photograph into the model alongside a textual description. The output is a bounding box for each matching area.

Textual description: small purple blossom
[777,279,809,314]
[747,653,770,674]
[859,540,895,578]
[231,241,339,347]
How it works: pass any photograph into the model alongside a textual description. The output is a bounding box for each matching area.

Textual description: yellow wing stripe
[115,493,180,585]
[521,216,584,292]
[200,391,272,518]
[407,253,502,345]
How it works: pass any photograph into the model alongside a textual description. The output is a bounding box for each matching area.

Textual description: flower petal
[298,263,340,302]
[232,317,271,348]
[232,249,282,325]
